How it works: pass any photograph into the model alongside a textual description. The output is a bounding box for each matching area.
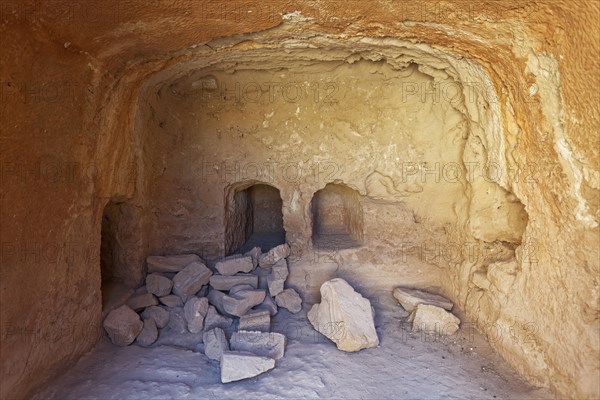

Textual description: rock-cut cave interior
[1,2,599,400]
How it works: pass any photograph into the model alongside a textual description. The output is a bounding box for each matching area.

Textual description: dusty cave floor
[35,295,552,400]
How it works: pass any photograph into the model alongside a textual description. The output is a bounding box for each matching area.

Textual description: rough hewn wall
[1,1,598,399]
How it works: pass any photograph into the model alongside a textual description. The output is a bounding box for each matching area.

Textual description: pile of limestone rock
[102,243,303,383]
[393,287,461,335]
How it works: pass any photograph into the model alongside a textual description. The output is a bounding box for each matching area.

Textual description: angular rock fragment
[392,287,453,312]
[204,305,233,332]
[136,318,158,347]
[209,274,258,291]
[238,310,270,332]
[267,258,289,296]
[141,305,170,329]
[146,273,173,297]
[184,297,209,333]
[159,294,183,308]
[258,244,290,268]
[172,261,212,301]
[223,289,266,317]
[244,246,262,268]
[146,254,202,273]
[275,288,302,314]
[308,278,379,352]
[215,255,255,276]
[103,305,143,346]
[203,328,229,360]
[127,292,158,311]
[254,295,278,316]
[207,289,228,315]
[229,284,256,296]
[168,307,187,333]
[230,330,285,360]
[220,351,275,383]
[411,304,460,335]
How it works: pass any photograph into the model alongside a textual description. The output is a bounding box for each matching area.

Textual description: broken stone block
[203,328,229,360]
[275,288,302,314]
[136,318,158,347]
[207,289,228,315]
[146,273,173,297]
[172,261,212,301]
[184,297,209,333]
[308,278,379,352]
[159,294,183,308]
[238,310,270,332]
[244,246,262,268]
[204,305,233,332]
[230,330,285,360]
[209,274,258,291]
[267,258,289,296]
[254,295,278,316]
[392,287,453,312]
[220,351,275,383]
[141,306,170,329]
[223,289,266,317]
[103,305,143,346]
[127,292,158,311]
[215,255,255,276]
[229,284,256,296]
[168,307,187,333]
[411,304,460,335]
[146,254,202,273]
[258,243,290,268]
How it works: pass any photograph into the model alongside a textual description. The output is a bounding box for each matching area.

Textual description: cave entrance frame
[224,182,286,255]
[311,183,364,249]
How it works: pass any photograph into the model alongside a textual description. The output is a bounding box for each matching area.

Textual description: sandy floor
[35,294,553,400]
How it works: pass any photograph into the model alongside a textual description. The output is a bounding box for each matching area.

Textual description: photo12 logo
[198,76,340,105]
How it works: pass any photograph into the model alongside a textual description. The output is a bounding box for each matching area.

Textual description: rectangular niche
[224,183,286,255]
[311,183,364,249]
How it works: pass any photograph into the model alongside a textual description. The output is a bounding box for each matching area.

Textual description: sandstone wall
[1,1,597,398]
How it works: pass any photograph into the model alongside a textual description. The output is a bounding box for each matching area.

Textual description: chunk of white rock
[172,261,212,301]
[238,310,270,332]
[267,258,289,296]
[127,292,158,312]
[146,254,203,273]
[392,287,453,312]
[136,318,158,347]
[203,328,229,360]
[230,330,286,360]
[308,278,379,352]
[275,288,302,314]
[141,306,170,329]
[103,305,143,346]
[223,289,266,317]
[204,305,233,331]
[184,297,209,333]
[411,304,460,335]
[258,243,290,268]
[146,273,173,297]
[220,351,275,383]
[209,274,258,291]
[215,255,255,276]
